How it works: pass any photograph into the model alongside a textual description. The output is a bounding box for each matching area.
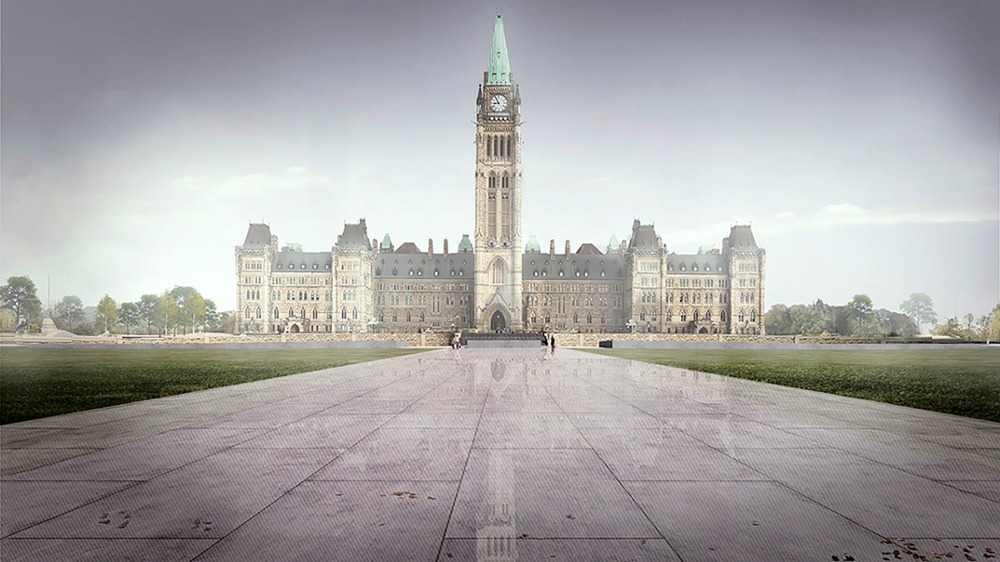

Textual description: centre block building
[235,15,766,336]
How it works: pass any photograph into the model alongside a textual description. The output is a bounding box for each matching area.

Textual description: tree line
[0,276,234,335]
[764,292,1000,340]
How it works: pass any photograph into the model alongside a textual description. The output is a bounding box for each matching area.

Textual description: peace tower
[473,14,523,331]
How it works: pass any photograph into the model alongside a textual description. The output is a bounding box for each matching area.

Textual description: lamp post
[626,319,636,333]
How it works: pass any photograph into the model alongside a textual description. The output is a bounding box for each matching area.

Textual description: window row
[667,293,727,304]
[272,290,331,301]
[525,283,622,293]
[637,309,729,323]
[485,135,513,158]
[272,277,330,286]
[487,172,510,189]
[273,307,330,320]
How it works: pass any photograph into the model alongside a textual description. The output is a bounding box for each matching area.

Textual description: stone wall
[1,331,931,348]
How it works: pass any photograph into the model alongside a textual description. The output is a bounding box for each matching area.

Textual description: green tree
[0,276,43,328]
[180,291,206,333]
[153,292,179,336]
[138,294,159,334]
[94,294,118,334]
[170,286,204,334]
[119,302,139,335]
[983,304,1000,341]
[0,308,15,332]
[899,293,937,333]
[844,294,875,335]
[54,295,85,331]
[218,310,236,334]
[204,299,219,331]
[764,304,793,335]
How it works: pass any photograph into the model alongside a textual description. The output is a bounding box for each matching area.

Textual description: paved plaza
[1,348,998,561]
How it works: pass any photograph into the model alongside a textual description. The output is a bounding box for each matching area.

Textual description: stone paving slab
[1,348,998,561]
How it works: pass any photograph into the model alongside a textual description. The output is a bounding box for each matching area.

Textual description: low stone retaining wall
[2,331,981,348]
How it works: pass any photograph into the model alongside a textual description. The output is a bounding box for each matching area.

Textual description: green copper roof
[525,234,540,253]
[487,15,511,85]
[458,234,474,253]
[381,233,392,249]
[608,235,619,252]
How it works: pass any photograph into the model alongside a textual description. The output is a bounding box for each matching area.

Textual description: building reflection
[476,448,517,561]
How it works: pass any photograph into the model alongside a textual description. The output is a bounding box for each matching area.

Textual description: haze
[2,0,998,319]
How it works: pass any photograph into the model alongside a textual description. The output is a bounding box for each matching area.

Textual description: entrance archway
[490,310,506,331]
[290,324,300,333]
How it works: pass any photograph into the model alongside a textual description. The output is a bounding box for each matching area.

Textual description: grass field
[582,347,1000,422]
[0,346,428,425]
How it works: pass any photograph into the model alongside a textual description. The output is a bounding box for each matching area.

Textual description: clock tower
[474,14,523,331]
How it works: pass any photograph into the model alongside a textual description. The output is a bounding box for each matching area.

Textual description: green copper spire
[487,14,511,85]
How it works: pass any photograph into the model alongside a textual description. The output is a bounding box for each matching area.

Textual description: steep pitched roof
[729,225,758,250]
[522,253,625,281]
[337,219,371,251]
[374,254,474,280]
[394,242,422,254]
[272,251,333,272]
[628,220,660,253]
[242,223,271,247]
[487,14,511,85]
[458,234,474,253]
[575,243,603,255]
[665,253,727,274]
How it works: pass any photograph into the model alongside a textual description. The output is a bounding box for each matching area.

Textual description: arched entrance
[698,327,709,334]
[490,310,506,331]
[290,324,300,333]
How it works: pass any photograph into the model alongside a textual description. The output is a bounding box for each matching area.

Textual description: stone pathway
[1,348,998,561]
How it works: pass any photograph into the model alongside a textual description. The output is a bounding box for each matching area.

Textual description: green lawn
[0,346,428,425]
[582,348,1000,422]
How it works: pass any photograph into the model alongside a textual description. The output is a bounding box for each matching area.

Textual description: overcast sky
[3,0,998,320]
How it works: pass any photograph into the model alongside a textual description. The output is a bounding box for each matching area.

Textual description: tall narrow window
[487,136,492,157]
[493,137,498,157]
[507,137,512,157]
[492,260,506,285]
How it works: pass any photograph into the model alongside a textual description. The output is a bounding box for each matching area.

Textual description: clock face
[490,94,508,112]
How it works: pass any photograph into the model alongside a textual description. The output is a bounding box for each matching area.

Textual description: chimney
[656,236,663,249]
[549,239,555,260]
[443,239,449,259]
[565,240,571,260]
[428,239,433,259]
[372,239,378,256]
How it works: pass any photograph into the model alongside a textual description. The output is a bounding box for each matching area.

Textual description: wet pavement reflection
[3,347,997,562]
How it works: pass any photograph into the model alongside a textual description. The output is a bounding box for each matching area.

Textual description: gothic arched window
[487,136,492,157]
[489,173,497,189]
[492,260,506,285]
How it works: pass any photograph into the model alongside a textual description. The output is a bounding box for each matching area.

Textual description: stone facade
[234,15,766,336]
